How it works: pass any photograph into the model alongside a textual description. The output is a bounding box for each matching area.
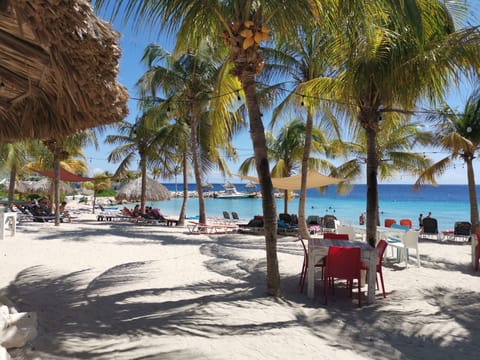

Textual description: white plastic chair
[388,230,421,267]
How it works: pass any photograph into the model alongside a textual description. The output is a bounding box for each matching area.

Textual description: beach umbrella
[16,178,75,195]
[115,177,171,202]
[245,182,257,191]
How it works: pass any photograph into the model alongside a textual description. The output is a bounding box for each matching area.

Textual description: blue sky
[86,2,480,185]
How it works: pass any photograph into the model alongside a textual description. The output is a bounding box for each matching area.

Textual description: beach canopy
[115,177,171,202]
[0,0,128,143]
[28,168,99,183]
[237,170,347,191]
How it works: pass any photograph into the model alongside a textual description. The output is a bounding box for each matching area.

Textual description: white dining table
[350,225,406,244]
[307,238,376,304]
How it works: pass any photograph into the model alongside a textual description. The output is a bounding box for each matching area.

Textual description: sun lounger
[187,221,238,234]
[419,217,440,240]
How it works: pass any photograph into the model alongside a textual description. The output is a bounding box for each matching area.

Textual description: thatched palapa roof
[0,0,128,143]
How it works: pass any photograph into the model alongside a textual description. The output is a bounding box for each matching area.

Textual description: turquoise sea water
[139,183,476,232]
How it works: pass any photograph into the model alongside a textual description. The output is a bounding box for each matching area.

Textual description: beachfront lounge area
[1,209,479,359]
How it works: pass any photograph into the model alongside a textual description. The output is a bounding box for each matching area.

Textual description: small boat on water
[214,183,253,199]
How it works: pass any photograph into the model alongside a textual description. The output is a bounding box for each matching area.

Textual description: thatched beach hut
[0,0,128,225]
[0,0,128,142]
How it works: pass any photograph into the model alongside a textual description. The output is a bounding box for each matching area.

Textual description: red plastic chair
[324,246,362,307]
[384,219,396,228]
[476,233,480,271]
[323,233,349,240]
[399,219,412,229]
[298,237,325,292]
[362,239,388,298]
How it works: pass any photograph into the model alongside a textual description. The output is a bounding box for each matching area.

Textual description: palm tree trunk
[140,156,147,214]
[190,109,206,225]
[364,117,379,247]
[8,164,17,207]
[240,70,280,297]
[53,153,60,226]
[466,157,479,233]
[283,190,288,214]
[177,150,188,226]
[298,106,314,238]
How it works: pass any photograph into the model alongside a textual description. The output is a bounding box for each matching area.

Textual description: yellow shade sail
[236,170,346,191]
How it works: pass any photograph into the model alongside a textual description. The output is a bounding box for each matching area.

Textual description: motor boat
[214,183,253,199]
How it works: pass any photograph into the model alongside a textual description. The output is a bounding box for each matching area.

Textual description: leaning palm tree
[95,0,323,297]
[415,88,480,233]
[137,43,242,225]
[303,1,480,246]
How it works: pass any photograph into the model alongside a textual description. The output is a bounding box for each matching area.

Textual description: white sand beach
[1,209,479,359]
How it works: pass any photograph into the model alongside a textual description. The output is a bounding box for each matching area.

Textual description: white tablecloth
[307,238,376,303]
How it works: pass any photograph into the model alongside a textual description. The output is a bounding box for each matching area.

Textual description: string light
[129,88,468,118]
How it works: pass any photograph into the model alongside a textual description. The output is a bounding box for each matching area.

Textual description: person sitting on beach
[59,201,72,222]
[132,204,141,217]
[151,208,166,221]
[33,197,53,216]
[122,206,134,217]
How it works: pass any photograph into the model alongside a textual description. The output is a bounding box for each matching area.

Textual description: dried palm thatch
[115,177,171,202]
[0,0,128,143]
[16,178,75,195]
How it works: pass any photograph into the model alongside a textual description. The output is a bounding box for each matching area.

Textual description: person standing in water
[359,212,365,225]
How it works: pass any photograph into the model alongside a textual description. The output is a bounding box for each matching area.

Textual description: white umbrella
[115,177,171,202]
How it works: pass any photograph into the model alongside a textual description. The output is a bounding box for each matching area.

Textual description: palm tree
[415,88,480,233]
[267,25,340,238]
[331,116,433,224]
[0,140,40,206]
[95,0,322,297]
[105,113,167,213]
[27,130,97,225]
[148,113,190,226]
[137,43,242,225]
[303,1,480,246]
[82,173,112,214]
